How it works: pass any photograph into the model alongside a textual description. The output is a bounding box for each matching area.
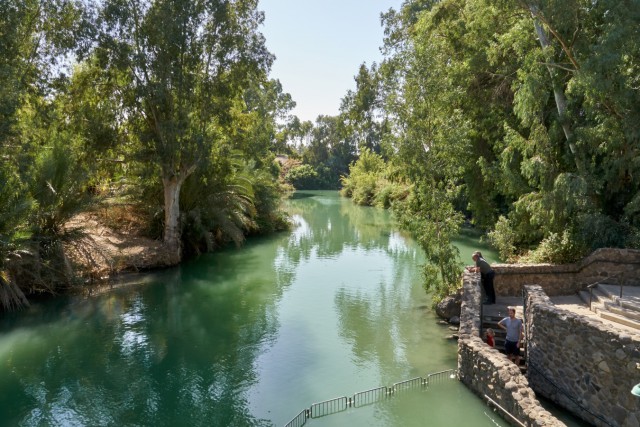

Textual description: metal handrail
[522,287,529,371]
[483,394,526,427]
[527,363,615,427]
[283,369,458,427]
[583,271,628,310]
[586,282,597,310]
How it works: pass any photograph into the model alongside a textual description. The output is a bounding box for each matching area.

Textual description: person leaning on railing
[465,251,496,305]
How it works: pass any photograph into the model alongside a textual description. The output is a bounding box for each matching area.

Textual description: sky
[259,0,404,123]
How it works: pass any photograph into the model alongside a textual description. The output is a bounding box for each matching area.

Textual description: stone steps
[598,310,640,330]
[603,301,640,322]
[481,315,526,370]
[578,284,640,331]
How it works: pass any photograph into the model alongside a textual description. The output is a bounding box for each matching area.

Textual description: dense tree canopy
[0,0,293,310]
[338,0,640,300]
[94,0,276,260]
[3,0,639,309]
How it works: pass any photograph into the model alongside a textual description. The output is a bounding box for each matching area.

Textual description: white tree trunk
[532,19,574,144]
[529,7,583,173]
[162,174,185,264]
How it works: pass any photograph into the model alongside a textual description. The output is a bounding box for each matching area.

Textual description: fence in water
[283,369,458,427]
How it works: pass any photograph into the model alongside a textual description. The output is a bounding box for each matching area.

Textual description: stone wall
[458,249,640,426]
[493,248,640,297]
[524,285,640,427]
[458,271,564,426]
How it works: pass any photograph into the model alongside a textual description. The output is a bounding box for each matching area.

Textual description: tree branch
[536,62,577,73]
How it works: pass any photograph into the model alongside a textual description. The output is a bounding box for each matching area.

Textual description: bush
[285,164,319,190]
[527,230,586,264]
[487,216,518,261]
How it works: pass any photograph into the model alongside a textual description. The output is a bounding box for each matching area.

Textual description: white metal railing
[283,369,458,427]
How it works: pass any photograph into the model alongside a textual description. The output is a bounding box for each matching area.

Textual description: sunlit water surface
[1,191,512,426]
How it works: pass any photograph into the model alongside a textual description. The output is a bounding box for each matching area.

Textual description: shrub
[285,164,319,190]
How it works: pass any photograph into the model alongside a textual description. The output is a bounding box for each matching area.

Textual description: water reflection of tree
[332,240,430,383]
[285,193,446,383]
[284,191,395,259]
[0,256,282,426]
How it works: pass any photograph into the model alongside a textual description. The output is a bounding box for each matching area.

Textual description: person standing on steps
[498,307,524,365]
[466,251,496,304]
[485,328,495,348]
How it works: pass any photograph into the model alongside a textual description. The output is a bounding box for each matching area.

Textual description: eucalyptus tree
[302,115,356,188]
[237,78,295,158]
[340,63,389,156]
[378,0,640,265]
[284,117,313,155]
[96,0,273,262]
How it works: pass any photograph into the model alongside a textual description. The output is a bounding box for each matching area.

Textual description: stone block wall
[493,248,640,297]
[524,285,640,427]
[458,272,564,426]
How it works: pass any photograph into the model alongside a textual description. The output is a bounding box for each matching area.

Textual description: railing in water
[283,369,457,427]
[484,394,526,427]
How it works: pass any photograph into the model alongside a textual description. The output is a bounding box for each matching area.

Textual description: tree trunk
[162,173,186,265]
[529,8,583,174]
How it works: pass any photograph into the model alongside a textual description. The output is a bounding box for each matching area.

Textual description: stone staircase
[578,284,640,331]
[481,313,527,372]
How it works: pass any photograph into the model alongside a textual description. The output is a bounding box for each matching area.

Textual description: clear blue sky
[259,0,403,123]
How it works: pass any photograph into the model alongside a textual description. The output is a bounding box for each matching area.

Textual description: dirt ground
[64,212,176,281]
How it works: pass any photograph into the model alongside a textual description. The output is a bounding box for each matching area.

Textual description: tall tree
[303,115,356,188]
[0,0,93,309]
[97,0,273,261]
[340,63,389,155]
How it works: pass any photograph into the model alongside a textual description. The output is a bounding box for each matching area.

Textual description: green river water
[1,191,519,426]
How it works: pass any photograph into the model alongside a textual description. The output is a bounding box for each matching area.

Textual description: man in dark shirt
[466,251,496,304]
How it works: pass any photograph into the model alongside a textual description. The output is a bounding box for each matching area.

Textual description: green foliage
[29,137,93,237]
[0,167,30,256]
[373,180,409,209]
[364,0,640,274]
[526,231,584,264]
[339,63,390,156]
[0,165,31,311]
[285,164,319,190]
[487,216,517,262]
[178,151,287,255]
[340,149,407,207]
[394,182,464,303]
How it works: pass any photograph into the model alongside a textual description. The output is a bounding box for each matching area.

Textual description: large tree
[97,0,273,261]
[378,0,640,264]
[0,0,93,309]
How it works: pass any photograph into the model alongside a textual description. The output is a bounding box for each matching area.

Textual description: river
[1,191,510,426]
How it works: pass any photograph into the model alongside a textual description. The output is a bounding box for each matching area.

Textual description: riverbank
[63,211,177,283]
